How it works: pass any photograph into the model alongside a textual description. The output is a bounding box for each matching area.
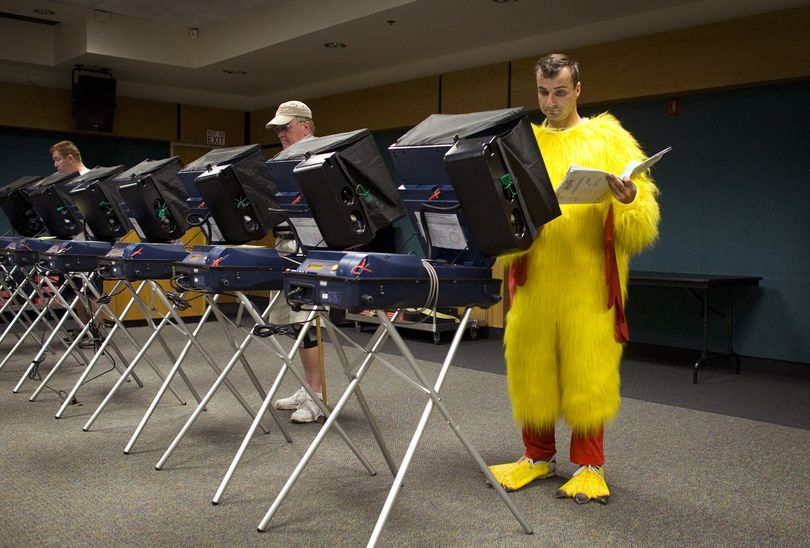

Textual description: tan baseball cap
[266,100,312,128]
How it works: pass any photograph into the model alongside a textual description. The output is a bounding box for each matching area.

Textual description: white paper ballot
[413,212,467,250]
[620,146,673,179]
[555,147,671,205]
[128,217,146,240]
[208,218,224,243]
[289,217,327,248]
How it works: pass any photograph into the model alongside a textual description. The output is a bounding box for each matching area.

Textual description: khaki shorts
[267,290,319,348]
[268,290,312,325]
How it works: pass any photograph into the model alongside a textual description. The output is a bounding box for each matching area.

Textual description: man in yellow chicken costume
[489,53,661,504]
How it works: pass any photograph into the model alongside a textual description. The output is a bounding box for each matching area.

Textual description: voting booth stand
[20,164,187,418]
[1,168,142,407]
[0,172,80,359]
[89,148,291,454]
[0,107,561,545]
[154,131,402,490]
[205,108,560,544]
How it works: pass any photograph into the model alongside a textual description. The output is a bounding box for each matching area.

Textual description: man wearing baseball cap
[265,100,316,149]
[266,100,324,423]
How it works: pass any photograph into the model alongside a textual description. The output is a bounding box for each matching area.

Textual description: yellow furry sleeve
[597,118,661,256]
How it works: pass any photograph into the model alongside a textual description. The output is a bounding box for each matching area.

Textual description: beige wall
[250,107,280,147]
[441,63,510,114]
[0,86,245,147]
[179,104,244,147]
[305,76,440,135]
[250,6,809,140]
[510,6,810,109]
[0,81,177,141]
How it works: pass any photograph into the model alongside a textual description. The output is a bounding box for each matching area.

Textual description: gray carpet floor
[344,326,810,431]
[0,319,808,547]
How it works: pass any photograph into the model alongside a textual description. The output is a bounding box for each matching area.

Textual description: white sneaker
[273,387,308,411]
[290,394,324,423]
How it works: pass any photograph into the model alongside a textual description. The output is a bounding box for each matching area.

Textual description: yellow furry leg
[555,465,610,504]
[487,457,556,492]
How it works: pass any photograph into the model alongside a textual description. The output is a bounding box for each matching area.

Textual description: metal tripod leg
[31,278,146,406]
[123,295,221,453]
[152,288,272,426]
[143,287,274,452]
[55,274,143,382]
[0,267,35,343]
[86,282,269,435]
[111,280,201,400]
[82,283,206,432]
[211,348,294,505]
[12,279,88,393]
[59,277,192,412]
[368,308,532,546]
[367,310,532,546]
[0,268,49,349]
[204,293,278,405]
[81,291,202,432]
[49,278,167,415]
[26,278,128,403]
[0,270,76,371]
[1,267,91,371]
[16,271,99,382]
[0,265,37,342]
[209,295,308,504]
[256,312,396,531]
[214,309,385,506]
[0,264,22,330]
[80,309,176,430]
[52,281,153,417]
[154,292,294,470]
[1,265,61,346]
[119,281,192,395]
[257,309,531,542]
[321,318,398,477]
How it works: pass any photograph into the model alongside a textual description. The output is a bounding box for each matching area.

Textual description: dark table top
[629,271,762,289]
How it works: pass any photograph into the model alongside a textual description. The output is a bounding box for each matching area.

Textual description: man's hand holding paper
[554,146,671,204]
[607,173,637,204]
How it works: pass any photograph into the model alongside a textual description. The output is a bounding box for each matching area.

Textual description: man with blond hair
[50,140,89,175]
[48,140,98,346]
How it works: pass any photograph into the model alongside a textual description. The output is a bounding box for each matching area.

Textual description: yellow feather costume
[503,113,660,434]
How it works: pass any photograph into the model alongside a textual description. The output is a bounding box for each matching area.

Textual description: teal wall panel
[582,81,810,363]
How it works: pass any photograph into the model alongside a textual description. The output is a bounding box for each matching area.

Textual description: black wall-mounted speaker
[72,73,116,132]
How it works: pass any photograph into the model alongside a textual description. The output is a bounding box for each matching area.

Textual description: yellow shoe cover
[555,465,610,504]
[487,457,556,492]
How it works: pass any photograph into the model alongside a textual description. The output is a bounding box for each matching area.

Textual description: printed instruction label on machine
[290,217,327,248]
[208,218,225,243]
[413,212,467,250]
[128,217,146,240]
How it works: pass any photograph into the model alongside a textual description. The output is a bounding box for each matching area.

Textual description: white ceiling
[0,0,807,111]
